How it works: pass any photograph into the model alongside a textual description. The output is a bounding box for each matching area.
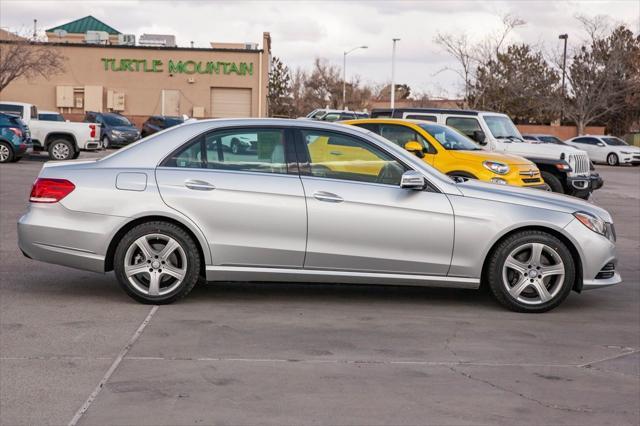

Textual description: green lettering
[101,58,110,71]
[168,60,182,73]
[229,62,239,75]
[152,60,163,72]
[183,60,196,74]
[110,59,119,71]
[195,61,209,74]
[247,62,253,76]
[222,62,230,74]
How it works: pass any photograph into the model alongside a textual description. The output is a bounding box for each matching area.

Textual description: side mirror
[472,130,486,145]
[597,142,605,147]
[404,141,425,158]
[400,170,425,190]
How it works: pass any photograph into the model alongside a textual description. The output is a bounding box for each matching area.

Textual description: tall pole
[342,45,367,109]
[559,34,568,123]
[391,38,400,109]
[33,19,37,41]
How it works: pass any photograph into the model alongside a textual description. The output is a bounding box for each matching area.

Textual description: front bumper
[109,134,140,146]
[566,173,603,197]
[564,219,622,291]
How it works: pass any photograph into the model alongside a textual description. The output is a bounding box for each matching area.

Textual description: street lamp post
[559,34,568,123]
[391,38,400,109]
[342,45,368,109]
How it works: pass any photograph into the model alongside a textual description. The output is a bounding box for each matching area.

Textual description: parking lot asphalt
[1,151,639,425]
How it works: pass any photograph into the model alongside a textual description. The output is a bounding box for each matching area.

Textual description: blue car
[84,111,140,149]
[0,113,30,163]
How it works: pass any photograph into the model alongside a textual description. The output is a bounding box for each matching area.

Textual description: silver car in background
[18,119,621,312]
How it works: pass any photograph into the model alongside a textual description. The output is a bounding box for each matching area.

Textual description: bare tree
[0,35,66,92]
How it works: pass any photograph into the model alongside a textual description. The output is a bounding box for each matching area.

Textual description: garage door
[210,88,252,118]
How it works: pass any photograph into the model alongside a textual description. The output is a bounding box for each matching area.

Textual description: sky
[1,0,639,98]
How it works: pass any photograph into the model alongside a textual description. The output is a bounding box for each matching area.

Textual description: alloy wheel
[502,242,565,305]
[0,144,9,162]
[124,233,187,297]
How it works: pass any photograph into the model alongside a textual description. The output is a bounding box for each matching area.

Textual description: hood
[612,144,640,152]
[110,125,138,132]
[447,150,534,165]
[457,179,612,222]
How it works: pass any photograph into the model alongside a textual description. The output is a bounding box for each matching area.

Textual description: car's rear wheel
[0,142,14,163]
[48,139,74,161]
[486,230,575,313]
[102,136,110,150]
[114,222,201,304]
[540,171,564,193]
[607,153,619,166]
[447,171,476,181]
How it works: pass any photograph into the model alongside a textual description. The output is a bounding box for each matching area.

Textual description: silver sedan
[18,119,621,312]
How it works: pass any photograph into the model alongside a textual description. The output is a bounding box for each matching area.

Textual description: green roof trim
[46,15,121,35]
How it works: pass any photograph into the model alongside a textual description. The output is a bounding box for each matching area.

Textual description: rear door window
[405,114,437,122]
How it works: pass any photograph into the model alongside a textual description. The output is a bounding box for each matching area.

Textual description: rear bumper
[17,203,123,273]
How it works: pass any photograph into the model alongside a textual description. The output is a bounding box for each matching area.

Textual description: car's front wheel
[607,153,619,166]
[486,230,575,313]
[102,136,110,150]
[114,221,201,304]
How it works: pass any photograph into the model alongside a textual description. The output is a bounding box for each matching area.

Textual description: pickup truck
[0,102,101,160]
[371,108,602,199]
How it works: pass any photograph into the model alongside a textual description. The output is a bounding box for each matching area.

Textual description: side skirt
[205,266,480,289]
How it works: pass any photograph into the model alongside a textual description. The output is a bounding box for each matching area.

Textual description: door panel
[156,127,306,268]
[301,177,454,275]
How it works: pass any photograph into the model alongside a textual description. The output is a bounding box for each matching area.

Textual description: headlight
[621,151,633,154]
[574,211,606,236]
[483,161,510,175]
[111,130,123,136]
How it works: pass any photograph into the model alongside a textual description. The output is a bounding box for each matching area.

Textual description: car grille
[522,178,542,183]
[568,153,590,175]
[595,262,615,280]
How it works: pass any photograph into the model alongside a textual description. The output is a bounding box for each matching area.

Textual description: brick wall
[516,124,605,140]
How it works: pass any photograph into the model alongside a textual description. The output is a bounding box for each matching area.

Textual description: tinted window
[0,104,24,118]
[164,117,183,127]
[539,136,565,145]
[573,137,599,145]
[103,114,133,126]
[352,123,379,133]
[301,130,406,185]
[323,113,341,122]
[420,124,480,151]
[38,113,64,122]
[0,114,21,126]
[378,124,435,153]
[165,128,287,174]
[522,135,538,141]
[405,114,437,122]
[445,117,482,138]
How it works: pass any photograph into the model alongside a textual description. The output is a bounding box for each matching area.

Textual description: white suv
[565,135,640,166]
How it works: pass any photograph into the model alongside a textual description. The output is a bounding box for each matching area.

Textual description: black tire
[13,156,22,162]
[540,171,564,194]
[72,150,80,159]
[102,136,110,150]
[486,230,576,313]
[447,171,476,182]
[607,153,619,166]
[114,221,201,304]
[48,139,75,161]
[0,142,15,163]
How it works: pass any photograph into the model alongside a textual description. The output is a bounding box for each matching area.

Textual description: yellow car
[342,119,546,188]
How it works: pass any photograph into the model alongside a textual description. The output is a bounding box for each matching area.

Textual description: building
[0,16,271,124]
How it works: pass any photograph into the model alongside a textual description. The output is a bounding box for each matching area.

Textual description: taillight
[9,127,23,138]
[89,124,96,138]
[29,178,75,203]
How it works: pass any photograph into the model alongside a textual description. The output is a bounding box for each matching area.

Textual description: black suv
[141,116,184,137]
[84,112,140,149]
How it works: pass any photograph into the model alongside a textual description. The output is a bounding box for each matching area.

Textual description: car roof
[371,107,508,116]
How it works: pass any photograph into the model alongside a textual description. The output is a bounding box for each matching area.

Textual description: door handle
[313,191,343,203]
[184,179,216,191]
[329,151,343,156]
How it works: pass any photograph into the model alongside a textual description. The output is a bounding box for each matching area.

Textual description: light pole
[342,45,368,109]
[559,34,568,123]
[390,38,400,109]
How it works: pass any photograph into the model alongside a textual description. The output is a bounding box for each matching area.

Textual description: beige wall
[0,35,270,119]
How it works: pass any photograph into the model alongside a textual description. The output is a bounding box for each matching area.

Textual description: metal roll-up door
[210,88,252,118]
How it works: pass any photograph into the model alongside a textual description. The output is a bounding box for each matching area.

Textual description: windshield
[419,123,480,151]
[602,137,628,146]
[539,136,565,145]
[164,117,184,126]
[484,115,523,141]
[104,114,133,126]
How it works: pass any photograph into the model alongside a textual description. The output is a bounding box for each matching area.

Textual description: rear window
[0,114,21,126]
[0,104,24,118]
[39,113,64,122]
